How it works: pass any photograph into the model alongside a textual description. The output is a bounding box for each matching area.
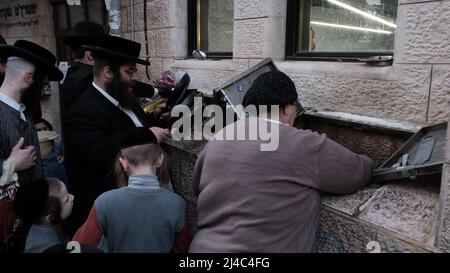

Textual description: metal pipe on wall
[131,0,135,41]
[104,0,121,36]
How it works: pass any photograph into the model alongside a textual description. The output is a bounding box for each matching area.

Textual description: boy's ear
[44,215,53,224]
[119,157,129,172]
[156,153,164,169]
[280,105,288,116]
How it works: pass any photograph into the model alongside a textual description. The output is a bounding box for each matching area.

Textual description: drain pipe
[131,0,135,41]
[104,0,121,36]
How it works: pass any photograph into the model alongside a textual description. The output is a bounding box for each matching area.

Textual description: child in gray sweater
[73,142,190,253]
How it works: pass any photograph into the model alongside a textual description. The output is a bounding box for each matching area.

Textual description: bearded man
[64,35,170,235]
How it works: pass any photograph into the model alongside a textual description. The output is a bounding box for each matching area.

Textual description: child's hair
[10,177,67,253]
[35,118,53,131]
[13,177,63,225]
[114,143,164,187]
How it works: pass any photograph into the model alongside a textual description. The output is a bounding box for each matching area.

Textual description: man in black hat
[60,22,161,132]
[64,34,171,235]
[60,21,105,115]
[0,40,63,241]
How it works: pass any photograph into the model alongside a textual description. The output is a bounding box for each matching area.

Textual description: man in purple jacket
[189,71,375,253]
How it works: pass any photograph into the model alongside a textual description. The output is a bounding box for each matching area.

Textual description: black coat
[64,84,157,234]
[60,62,93,116]
[60,62,93,145]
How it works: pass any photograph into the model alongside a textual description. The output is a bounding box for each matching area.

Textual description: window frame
[187,0,233,59]
[285,0,396,62]
[51,0,108,63]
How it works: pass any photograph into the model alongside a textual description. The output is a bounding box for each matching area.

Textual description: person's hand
[160,111,171,122]
[149,127,171,143]
[9,137,36,172]
[154,102,167,115]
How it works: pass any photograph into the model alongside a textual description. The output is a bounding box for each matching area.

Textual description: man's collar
[0,92,26,113]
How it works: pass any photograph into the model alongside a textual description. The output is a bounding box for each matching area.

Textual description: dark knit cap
[13,179,49,223]
[242,70,298,108]
[119,127,158,150]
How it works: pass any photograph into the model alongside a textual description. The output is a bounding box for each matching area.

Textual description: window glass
[298,0,398,53]
[188,0,234,57]
[206,0,234,52]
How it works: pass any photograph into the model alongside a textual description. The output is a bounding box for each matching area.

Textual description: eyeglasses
[122,68,138,76]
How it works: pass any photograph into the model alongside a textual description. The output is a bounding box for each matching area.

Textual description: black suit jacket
[64,84,157,234]
[60,62,93,116]
[60,62,94,144]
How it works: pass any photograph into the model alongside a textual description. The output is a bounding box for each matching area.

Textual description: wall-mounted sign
[0,1,39,29]
[66,0,81,6]
[0,3,37,21]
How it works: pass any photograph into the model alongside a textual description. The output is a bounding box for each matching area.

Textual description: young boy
[13,177,74,252]
[73,142,190,252]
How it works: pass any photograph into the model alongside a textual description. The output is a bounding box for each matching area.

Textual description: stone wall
[0,0,60,134]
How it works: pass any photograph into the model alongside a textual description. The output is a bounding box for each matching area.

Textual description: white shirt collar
[0,92,27,121]
[92,81,120,107]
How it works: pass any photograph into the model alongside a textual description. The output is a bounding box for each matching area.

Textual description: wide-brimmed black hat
[63,21,105,50]
[83,35,150,66]
[0,40,63,81]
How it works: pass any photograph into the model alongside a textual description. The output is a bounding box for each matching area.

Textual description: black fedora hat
[63,21,105,50]
[0,40,63,81]
[83,35,150,66]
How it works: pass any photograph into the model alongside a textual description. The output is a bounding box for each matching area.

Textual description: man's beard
[106,76,137,109]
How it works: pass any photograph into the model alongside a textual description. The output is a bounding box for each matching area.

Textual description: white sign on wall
[66,0,81,6]
[58,61,69,84]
